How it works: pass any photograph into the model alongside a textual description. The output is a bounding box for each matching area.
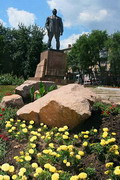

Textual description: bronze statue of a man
[45,9,63,50]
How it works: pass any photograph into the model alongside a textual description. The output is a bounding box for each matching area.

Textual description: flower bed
[0,113,120,180]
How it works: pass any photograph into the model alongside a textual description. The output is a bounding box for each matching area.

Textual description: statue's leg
[48,32,53,49]
[55,34,60,50]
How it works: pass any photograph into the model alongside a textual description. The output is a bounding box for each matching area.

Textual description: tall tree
[0,24,46,78]
[106,32,120,86]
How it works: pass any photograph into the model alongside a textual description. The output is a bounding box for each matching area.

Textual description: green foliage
[93,102,120,116]
[0,24,47,78]
[67,30,108,78]
[85,167,96,176]
[0,85,15,101]
[106,32,120,86]
[30,86,35,102]
[0,138,7,160]
[30,82,57,101]
[0,73,24,85]
[0,107,17,128]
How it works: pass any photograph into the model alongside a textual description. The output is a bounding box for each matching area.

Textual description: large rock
[15,80,56,101]
[17,84,99,129]
[0,94,24,108]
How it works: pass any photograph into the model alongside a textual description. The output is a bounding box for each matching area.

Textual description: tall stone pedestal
[34,50,67,83]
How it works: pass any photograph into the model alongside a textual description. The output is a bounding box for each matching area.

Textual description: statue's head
[52,9,57,15]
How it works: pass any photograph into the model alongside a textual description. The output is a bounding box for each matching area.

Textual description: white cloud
[61,32,89,49]
[79,9,108,22]
[0,19,6,26]
[47,0,120,33]
[7,7,36,28]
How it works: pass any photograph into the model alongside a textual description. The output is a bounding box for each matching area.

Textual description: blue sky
[0,0,120,49]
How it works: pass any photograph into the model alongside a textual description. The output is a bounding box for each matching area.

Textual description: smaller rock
[0,94,24,108]
[15,80,56,101]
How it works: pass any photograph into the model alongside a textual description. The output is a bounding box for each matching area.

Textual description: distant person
[45,9,63,50]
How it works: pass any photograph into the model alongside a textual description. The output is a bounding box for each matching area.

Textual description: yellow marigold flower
[25,155,31,161]
[78,151,84,156]
[21,175,27,180]
[82,142,88,147]
[12,175,17,180]
[76,155,81,160]
[30,120,34,124]
[6,124,12,128]
[1,163,10,171]
[93,129,98,133]
[0,175,3,179]
[49,166,57,173]
[40,123,44,126]
[28,125,33,129]
[29,149,34,154]
[37,153,42,157]
[112,145,119,150]
[110,138,116,142]
[78,172,87,179]
[63,159,67,164]
[70,152,74,156]
[66,162,71,167]
[103,128,109,132]
[49,143,54,148]
[64,131,69,135]
[20,124,26,128]
[100,139,106,146]
[37,133,41,137]
[20,151,24,155]
[44,163,51,169]
[20,168,26,173]
[17,119,21,122]
[112,132,116,135]
[10,118,14,122]
[33,173,38,177]
[85,131,89,134]
[32,163,38,168]
[58,128,65,132]
[11,127,16,130]
[2,175,10,180]
[114,169,120,175]
[36,167,43,174]
[41,136,45,139]
[105,162,114,168]
[84,135,89,138]
[63,135,69,139]
[8,129,13,133]
[63,125,68,130]
[104,170,110,175]
[70,176,79,180]
[43,125,47,128]
[38,128,42,132]
[30,143,36,148]
[22,128,28,133]
[74,135,78,139]
[51,173,59,180]
[18,171,24,176]
[114,150,119,155]
[102,132,108,138]
[9,165,15,173]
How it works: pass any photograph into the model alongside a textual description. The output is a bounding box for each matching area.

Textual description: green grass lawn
[0,85,16,101]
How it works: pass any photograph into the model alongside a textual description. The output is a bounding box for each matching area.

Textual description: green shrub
[0,74,24,85]
[93,102,120,116]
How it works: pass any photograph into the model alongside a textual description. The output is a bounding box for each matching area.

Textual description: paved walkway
[91,86,120,104]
